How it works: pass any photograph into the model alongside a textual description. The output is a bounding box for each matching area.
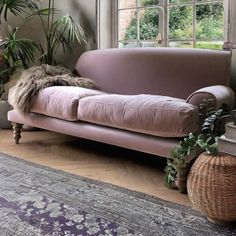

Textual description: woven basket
[187,152,236,224]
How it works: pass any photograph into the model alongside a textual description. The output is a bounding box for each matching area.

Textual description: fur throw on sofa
[9,64,97,114]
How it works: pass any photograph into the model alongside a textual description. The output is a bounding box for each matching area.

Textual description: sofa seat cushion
[78,94,199,138]
[31,86,105,121]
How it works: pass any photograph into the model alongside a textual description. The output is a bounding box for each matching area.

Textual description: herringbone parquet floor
[0,129,190,206]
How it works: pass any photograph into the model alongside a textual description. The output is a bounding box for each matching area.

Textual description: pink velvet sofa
[8,48,235,159]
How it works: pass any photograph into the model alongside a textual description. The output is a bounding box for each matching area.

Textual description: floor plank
[0,129,191,206]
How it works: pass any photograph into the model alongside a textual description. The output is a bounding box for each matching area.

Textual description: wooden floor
[0,129,191,206]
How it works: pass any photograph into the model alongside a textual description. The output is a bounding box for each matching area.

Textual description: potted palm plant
[0,0,86,65]
[0,27,37,128]
[0,0,86,128]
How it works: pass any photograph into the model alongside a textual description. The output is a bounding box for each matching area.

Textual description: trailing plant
[164,102,230,187]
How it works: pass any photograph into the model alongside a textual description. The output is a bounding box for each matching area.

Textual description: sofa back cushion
[75,48,230,99]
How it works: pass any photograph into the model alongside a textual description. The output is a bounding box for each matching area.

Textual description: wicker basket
[187,152,236,225]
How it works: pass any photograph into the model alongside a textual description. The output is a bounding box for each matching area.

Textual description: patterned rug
[0,152,235,236]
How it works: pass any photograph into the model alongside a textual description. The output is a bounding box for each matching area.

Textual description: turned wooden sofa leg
[12,123,23,144]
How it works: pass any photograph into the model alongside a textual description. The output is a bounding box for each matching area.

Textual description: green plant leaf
[0,0,40,22]
[1,0,87,66]
[24,7,58,22]
[53,14,86,48]
[165,100,231,188]
[1,27,38,69]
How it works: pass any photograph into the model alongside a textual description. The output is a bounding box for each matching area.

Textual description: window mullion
[137,0,140,46]
[193,0,196,48]
[159,0,168,47]
[225,0,230,42]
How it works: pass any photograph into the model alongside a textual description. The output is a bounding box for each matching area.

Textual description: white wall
[54,0,97,68]
[98,0,113,49]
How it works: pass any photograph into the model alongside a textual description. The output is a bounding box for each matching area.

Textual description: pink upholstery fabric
[186,85,235,109]
[7,48,234,160]
[78,94,199,138]
[8,110,181,158]
[31,86,105,121]
[75,48,230,99]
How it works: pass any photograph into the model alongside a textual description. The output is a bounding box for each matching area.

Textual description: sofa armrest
[186,85,235,109]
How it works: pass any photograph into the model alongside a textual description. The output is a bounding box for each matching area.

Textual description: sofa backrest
[75,48,231,99]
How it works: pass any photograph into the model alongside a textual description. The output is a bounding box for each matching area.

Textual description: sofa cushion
[31,86,105,121]
[78,94,199,138]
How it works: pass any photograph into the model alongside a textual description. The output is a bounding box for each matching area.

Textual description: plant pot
[0,100,12,129]
[187,152,236,225]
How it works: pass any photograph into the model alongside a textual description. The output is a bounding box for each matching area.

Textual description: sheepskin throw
[9,64,97,114]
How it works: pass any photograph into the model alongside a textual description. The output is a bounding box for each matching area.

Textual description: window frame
[114,0,229,49]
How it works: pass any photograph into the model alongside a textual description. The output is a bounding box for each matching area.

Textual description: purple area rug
[0,152,235,236]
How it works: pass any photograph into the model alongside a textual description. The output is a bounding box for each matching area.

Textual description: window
[117,0,228,49]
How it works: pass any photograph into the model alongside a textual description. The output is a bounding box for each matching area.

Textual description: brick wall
[119,0,136,40]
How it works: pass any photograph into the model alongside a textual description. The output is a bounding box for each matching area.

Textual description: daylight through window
[118,0,226,49]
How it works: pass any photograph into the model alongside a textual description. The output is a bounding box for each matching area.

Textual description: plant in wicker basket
[187,113,236,225]
[187,151,236,225]
[164,101,230,192]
